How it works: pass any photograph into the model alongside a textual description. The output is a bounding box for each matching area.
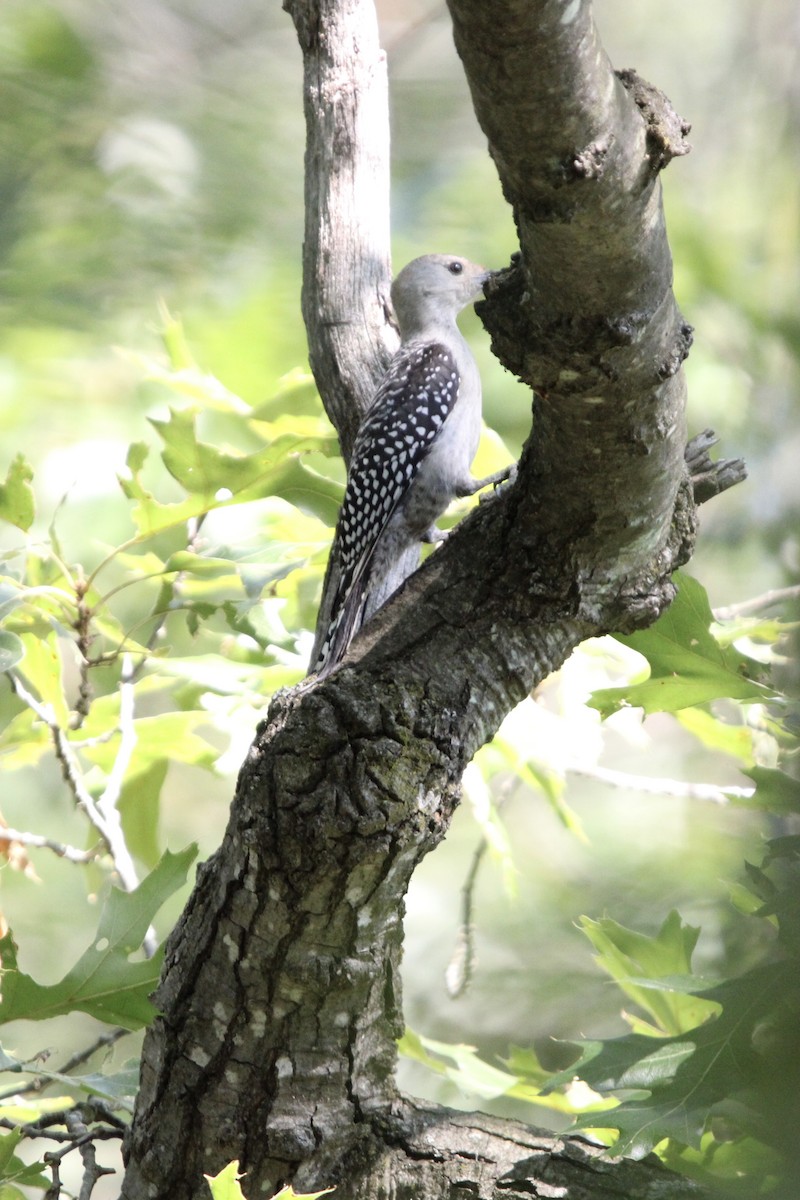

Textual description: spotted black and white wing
[313,340,461,673]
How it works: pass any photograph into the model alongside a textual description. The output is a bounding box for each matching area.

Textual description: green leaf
[118,760,168,868]
[400,1029,615,1117]
[561,961,796,1158]
[118,411,341,535]
[590,573,772,716]
[743,766,800,814]
[250,368,321,422]
[126,441,150,475]
[658,1132,784,1197]
[0,846,197,1029]
[580,912,721,1035]
[271,1186,335,1200]
[675,707,757,765]
[80,710,217,776]
[0,456,35,532]
[544,855,800,1164]
[206,1161,248,1200]
[0,708,48,771]
[0,1128,48,1190]
[22,1063,139,1111]
[15,628,69,726]
[158,304,197,372]
[205,1161,334,1200]
[398,1028,520,1100]
[0,633,24,672]
[151,408,325,495]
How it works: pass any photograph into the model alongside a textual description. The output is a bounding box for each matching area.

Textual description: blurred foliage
[0,0,798,1197]
[0,321,797,1196]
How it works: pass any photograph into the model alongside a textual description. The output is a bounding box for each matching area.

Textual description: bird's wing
[313,340,461,673]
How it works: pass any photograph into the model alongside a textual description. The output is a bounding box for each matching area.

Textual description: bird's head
[391,254,492,338]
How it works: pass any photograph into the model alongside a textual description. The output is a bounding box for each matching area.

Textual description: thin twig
[69,728,119,750]
[0,827,100,866]
[713,584,800,621]
[0,1028,129,1103]
[10,675,121,840]
[44,1150,63,1200]
[9,671,157,955]
[71,567,94,730]
[568,763,755,804]
[0,1116,123,1143]
[95,657,157,957]
[38,1112,121,1200]
[57,1028,129,1081]
[445,839,486,999]
[129,512,208,684]
[66,1109,117,1200]
[97,656,137,822]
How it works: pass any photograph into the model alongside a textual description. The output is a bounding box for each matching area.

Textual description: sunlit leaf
[0,709,48,770]
[152,408,318,494]
[398,1028,520,1100]
[205,1159,333,1200]
[250,368,322,423]
[0,1095,73,1124]
[712,615,795,648]
[118,414,342,535]
[590,574,772,716]
[205,1161,248,1200]
[658,1131,784,1196]
[14,629,70,726]
[0,456,35,533]
[80,711,217,777]
[271,1187,335,1200]
[580,912,721,1035]
[675,707,757,766]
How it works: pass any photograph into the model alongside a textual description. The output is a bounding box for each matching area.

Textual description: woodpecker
[310,254,504,677]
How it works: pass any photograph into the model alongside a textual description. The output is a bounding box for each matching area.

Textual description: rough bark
[120,2,741,1198]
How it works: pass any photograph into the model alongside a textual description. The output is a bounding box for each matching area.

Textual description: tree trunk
[120,2,739,1197]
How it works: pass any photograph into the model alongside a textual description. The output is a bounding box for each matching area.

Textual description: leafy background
[0,0,798,1197]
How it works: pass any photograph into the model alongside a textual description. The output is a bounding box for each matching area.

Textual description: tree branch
[0,826,99,866]
[284,0,396,460]
[120,2,731,1197]
[284,0,423,667]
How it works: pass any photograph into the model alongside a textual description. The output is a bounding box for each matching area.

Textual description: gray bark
[295,0,422,668]
[120,1,742,1197]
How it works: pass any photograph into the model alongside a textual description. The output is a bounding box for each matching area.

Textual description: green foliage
[0,459,35,535]
[205,1161,334,1200]
[0,311,795,1198]
[0,1128,48,1195]
[590,573,774,716]
[0,847,195,1029]
[0,318,343,1195]
[404,573,799,1196]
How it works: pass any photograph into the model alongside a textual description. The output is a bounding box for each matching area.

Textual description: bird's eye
[447,261,464,275]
